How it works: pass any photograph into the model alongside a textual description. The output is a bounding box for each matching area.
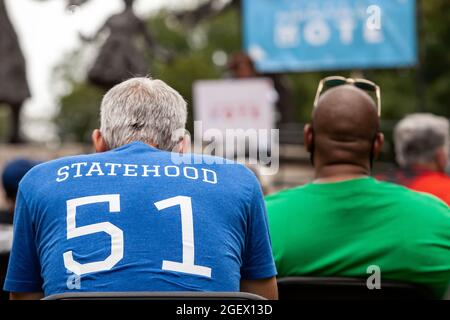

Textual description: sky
[6,0,195,142]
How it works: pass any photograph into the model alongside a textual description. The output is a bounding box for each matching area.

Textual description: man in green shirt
[266,80,450,298]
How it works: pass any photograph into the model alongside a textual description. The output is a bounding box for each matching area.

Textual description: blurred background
[0,0,448,197]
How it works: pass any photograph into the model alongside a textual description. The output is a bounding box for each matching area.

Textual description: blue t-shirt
[4,142,276,296]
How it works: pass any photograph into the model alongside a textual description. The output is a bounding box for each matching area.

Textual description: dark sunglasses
[313,76,381,116]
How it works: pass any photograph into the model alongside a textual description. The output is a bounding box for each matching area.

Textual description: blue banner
[243,0,417,72]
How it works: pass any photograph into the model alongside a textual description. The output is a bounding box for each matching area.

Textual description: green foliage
[55,83,103,143]
[0,103,11,142]
[421,0,450,116]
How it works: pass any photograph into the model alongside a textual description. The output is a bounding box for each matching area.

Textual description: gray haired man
[380,113,450,205]
[4,78,278,300]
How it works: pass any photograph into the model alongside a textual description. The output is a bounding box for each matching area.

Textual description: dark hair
[2,159,39,200]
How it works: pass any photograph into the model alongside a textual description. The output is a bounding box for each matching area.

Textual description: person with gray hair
[381,113,450,205]
[4,77,278,300]
[95,77,188,152]
[395,113,449,172]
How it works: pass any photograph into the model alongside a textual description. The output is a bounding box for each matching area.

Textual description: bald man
[266,85,450,298]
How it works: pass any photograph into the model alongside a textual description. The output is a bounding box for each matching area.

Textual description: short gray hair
[100,77,187,151]
[394,113,450,167]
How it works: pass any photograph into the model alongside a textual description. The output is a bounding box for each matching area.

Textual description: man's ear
[304,124,314,153]
[435,148,448,172]
[178,134,191,154]
[92,129,109,153]
[373,132,385,159]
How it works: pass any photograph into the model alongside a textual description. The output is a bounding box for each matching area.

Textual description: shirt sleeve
[3,190,43,293]
[240,178,277,280]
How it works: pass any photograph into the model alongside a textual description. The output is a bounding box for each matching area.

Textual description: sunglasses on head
[313,76,381,116]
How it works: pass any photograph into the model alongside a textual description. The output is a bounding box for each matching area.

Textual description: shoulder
[19,152,100,188]
[23,152,96,173]
[264,185,309,219]
[193,155,263,200]
[374,178,445,204]
[410,172,450,188]
[374,179,449,220]
[265,185,307,204]
[182,153,260,181]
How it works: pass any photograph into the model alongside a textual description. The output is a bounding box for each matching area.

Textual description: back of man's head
[394,113,449,172]
[98,77,187,151]
[2,159,39,202]
[304,85,383,177]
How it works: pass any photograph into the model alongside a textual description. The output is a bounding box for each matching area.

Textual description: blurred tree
[0,105,11,142]
[53,0,449,147]
[0,0,31,143]
[55,83,103,143]
[54,7,240,139]
[175,0,239,26]
[420,0,450,116]
[52,46,103,144]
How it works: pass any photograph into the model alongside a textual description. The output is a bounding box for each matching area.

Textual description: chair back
[277,277,435,300]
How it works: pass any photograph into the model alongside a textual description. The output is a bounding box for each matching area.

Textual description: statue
[0,0,31,143]
[83,0,167,89]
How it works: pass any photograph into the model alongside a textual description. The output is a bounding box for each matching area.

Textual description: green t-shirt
[266,177,450,298]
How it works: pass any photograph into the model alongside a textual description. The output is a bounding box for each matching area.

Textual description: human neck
[410,163,441,173]
[314,164,370,183]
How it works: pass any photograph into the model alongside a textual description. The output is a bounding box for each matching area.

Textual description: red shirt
[377,167,450,206]
[408,172,450,206]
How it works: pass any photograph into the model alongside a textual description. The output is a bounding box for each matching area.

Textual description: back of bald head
[312,85,380,166]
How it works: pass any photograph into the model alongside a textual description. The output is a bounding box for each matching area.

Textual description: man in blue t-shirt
[4,78,277,300]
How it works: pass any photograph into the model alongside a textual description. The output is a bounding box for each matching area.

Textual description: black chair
[43,291,266,300]
[277,277,435,300]
[0,253,10,301]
